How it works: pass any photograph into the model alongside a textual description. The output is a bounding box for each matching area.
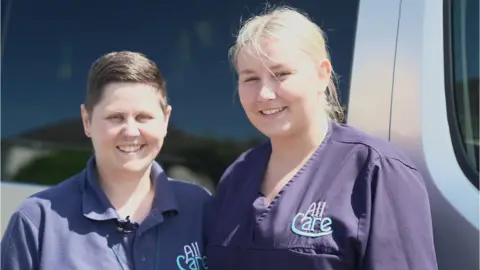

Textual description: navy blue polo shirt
[205,120,438,270]
[1,157,211,270]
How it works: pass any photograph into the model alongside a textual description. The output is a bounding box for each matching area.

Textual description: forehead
[236,40,312,73]
[96,82,163,111]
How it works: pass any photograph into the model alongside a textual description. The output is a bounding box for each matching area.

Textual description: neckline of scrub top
[252,119,333,223]
[82,155,180,233]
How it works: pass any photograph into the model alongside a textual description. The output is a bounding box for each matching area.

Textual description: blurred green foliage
[12,149,93,186]
[8,136,263,187]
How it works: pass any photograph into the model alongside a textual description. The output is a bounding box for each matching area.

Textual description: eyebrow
[238,64,286,75]
[238,69,256,75]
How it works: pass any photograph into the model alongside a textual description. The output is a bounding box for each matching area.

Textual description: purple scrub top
[205,120,437,270]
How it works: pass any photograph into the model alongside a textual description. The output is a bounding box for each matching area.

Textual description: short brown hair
[85,51,168,113]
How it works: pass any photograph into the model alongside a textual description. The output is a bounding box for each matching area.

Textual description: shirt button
[141,255,146,263]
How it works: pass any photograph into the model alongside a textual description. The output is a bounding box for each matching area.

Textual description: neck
[96,164,154,221]
[269,118,329,166]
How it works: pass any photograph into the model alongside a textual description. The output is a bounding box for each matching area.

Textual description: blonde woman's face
[236,40,331,139]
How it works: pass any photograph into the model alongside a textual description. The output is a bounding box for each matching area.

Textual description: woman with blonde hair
[205,6,437,270]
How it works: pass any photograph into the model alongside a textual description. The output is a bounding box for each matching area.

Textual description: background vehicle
[1,0,478,269]
[348,1,478,269]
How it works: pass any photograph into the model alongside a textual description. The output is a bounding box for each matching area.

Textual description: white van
[348,1,478,269]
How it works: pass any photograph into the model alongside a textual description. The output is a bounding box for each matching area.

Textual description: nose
[122,118,141,137]
[258,83,276,101]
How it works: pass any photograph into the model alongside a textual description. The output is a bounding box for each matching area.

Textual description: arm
[1,211,40,270]
[362,158,438,270]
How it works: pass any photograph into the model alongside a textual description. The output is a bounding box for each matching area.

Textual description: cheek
[277,85,303,103]
[139,122,167,140]
[238,87,256,109]
[280,78,319,103]
[90,123,118,142]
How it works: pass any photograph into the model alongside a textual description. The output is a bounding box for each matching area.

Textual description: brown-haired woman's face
[81,82,171,174]
[236,40,331,139]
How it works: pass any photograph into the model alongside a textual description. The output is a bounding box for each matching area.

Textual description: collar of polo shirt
[82,156,179,231]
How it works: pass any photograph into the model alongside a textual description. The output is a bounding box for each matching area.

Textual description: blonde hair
[229,6,345,122]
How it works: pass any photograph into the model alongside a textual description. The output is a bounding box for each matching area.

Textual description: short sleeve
[362,158,438,270]
[1,211,40,270]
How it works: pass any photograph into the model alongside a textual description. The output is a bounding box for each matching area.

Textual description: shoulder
[8,171,85,230]
[328,123,430,215]
[168,178,212,203]
[329,121,417,169]
[216,141,270,189]
[329,122,426,192]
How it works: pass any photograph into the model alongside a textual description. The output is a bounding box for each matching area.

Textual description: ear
[316,59,332,94]
[80,104,92,138]
[163,105,172,132]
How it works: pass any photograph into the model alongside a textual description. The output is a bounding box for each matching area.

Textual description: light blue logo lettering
[176,241,208,270]
[291,201,333,238]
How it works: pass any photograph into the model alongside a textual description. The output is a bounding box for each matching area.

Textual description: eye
[274,71,291,78]
[107,114,123,121]
[136,114,152,122]
[243,77,259,83]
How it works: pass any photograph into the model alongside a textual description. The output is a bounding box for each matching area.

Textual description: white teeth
[261,107,285,115]
[118,145,143,153]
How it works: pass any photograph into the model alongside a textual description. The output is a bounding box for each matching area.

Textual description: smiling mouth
[260,107,287,115]
[116,144,146,153]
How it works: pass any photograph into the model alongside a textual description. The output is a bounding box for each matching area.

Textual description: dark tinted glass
[1,0,359,191]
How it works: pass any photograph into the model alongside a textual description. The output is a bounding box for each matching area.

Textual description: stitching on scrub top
[256,121,333,223]
[356,161,375,257]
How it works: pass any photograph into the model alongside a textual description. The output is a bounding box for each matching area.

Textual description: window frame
[443,0,479,189]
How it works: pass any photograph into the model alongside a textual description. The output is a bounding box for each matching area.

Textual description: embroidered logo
[291,201,333,238]
[176,241,208,270]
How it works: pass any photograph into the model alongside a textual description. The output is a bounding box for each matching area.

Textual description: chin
[117,159,152,174]
[257,125,295,139]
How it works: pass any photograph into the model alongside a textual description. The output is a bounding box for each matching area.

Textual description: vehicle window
[1,0,359,191]
[448,0,479,187]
